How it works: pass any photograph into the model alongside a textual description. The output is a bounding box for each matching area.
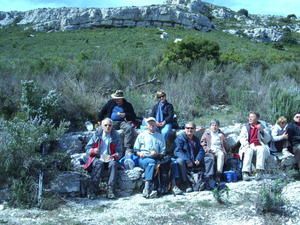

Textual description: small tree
[237,8,249,17]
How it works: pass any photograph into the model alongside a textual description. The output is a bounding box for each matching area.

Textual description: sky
[0,0,299,16]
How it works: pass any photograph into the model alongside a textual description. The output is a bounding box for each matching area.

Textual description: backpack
[224,157,243,180]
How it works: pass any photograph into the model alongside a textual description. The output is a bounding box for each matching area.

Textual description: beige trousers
[242,145,269,173]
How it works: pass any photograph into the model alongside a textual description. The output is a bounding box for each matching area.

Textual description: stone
[0,4,213,32]
[50,171,87,195]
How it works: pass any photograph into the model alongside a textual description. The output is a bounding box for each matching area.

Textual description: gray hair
[210,119,220,126]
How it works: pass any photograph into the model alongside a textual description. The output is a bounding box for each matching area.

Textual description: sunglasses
[104,124,112,127]
[185,127,194,130]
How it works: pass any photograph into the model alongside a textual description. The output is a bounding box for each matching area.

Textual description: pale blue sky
[0,0,299,16]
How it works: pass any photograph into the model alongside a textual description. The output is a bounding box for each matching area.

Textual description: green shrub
[255,180,286,214]
[0,80,70,207]
[161,36,220,68]
[237,9,249,17]
[270,86,300,122]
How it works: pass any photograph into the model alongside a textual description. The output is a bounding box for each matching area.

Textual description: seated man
[134,117,166,198]
[201,119,226,182]
[174,122,214,192]
[83,118,122,199]
[98,90,137,151]
[239,111,271,181]
[287,112,300,170]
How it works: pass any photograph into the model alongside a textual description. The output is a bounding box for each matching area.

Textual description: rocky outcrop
[0,2,213,32]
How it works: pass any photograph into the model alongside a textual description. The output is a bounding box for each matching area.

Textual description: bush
[161,36,220,68]
[237,8,249,17]
[255,180,286,214]
[0,80,70,207]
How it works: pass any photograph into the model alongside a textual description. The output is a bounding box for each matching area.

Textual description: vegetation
[255,180,286,214]
[0,80,70,207]
[0,25,299,128]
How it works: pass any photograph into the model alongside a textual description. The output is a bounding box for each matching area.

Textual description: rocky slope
[0,180,299,225]
[0,0,299,42]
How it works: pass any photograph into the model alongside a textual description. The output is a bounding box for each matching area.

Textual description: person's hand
[250,143,255,149]
[137,152,145,158]
[194,160,200,166]
[156,122,163,127]
[150,150,157,157]
[282,132,288,140]
[110,153,119,160]
[187,161,193,167]
[118,112,126,118]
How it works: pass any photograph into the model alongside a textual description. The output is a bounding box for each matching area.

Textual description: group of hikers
[82,89,300,199]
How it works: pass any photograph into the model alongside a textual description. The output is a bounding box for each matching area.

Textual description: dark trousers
[175,156,214,183]
[113,121,136,149]
[90,159,117,193]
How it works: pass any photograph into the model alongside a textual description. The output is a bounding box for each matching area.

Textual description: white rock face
[0,4,213,32]
[243,27,283,42]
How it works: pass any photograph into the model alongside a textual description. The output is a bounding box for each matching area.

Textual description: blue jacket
[150,100,174,124]
[174,132,205,162]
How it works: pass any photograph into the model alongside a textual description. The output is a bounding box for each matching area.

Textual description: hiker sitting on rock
[83,118,122,199]
[98,90,137,151]
[287,112,300,170]
[200,119,226,183]
[239,111,271,181]
[270,116,295,168]
[134,117,166,198]
[150,91,175,143]
[173,122,214,193]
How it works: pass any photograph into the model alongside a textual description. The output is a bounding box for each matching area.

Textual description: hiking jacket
[287,122,300,147]
[98,99,136,122]
[200,129,226,154]
[174,132,205,162]
[238,122,271,157]
[83,128,122,170]
[150,100,174,124]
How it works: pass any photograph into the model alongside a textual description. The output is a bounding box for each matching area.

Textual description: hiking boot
[216,172,222,183]
[185,187,193,193]
[242,172,251,181]
[107,187,116,199]
[142,181,150,198]
[149,190,158,199]
[172,185,183,195]
[255,170,264,181]
[199,182,206,191]
[87,192,96,200]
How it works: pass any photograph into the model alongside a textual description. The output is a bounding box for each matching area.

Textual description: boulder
[50,171,89,196]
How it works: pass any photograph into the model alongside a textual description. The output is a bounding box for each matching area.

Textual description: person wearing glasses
[173,122,214,193]
[83,118,122,199]
[239,111,271,181]
[98,90,137,151]
[150,91,175,142]
[287,112,300,170]
[200,119,226,183]
[134,117,166,198]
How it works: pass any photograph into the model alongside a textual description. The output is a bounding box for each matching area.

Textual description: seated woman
[271,116,289,153]
[200,119,226,182]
